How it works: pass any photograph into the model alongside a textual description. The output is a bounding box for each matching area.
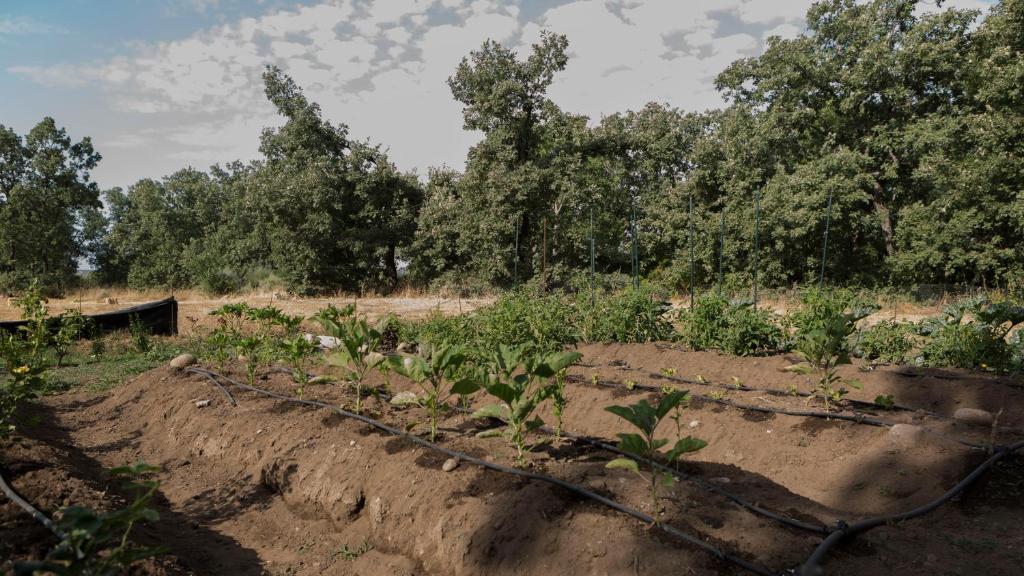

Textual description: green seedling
[236,336,265,387]
[389,342,476,442]
[53,310,90,367]
[206,328,233,373]
[321,316,384,415]
[874,394,896,410]
[14,281,50,364]
[660,367,677,377]
[281,334,318,398]
[473,345,581,465]
[605,391,707,521]
[625,379,638,391]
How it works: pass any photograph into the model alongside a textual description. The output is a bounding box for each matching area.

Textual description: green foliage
[857,321,914,364]
[472,345,581,464]
[604,391,706,519]
[791,308,867,412]
[280,333,318,398]
[918,296,1023,371]
[14,280,51,364]
[788,288,878,339]
[319,313,384,414]
[128,315,151,354]
[576,286,674,343]
[14,463,166,576]
[0,338,44,439]
[53,310,90,367]
[677,295,784,356]
[388,342,474,441]
[475,290,577,354]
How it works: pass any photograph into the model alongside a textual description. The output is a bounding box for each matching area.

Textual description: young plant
[205,328,233,373]
[281,334,318,398]
[551,367,569,439]
[236,336,265,387]
[53,310,90,367]
[604,391,707,520]
[388,342,476,441]
[789,311,864,412]
[128,315,151,353]
[0,336,44,439]
[322,317,384,415]
[14,281,50,364]
[472,345,581,464]
[14,463,167,576]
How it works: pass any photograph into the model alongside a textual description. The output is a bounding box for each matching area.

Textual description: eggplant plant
[605,391,707,520]
[322,316,384,414]
[789,310,864,412]
[53,310,90,367]
[388,342,477,441]
[472,345,581,465]
[281,334,319,398]
[236,336,266,387]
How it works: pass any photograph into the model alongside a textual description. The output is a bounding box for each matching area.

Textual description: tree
[0,118,101,294]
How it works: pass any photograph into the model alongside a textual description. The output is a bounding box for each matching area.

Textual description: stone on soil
[170,353,196,370]
[953,408,993,427]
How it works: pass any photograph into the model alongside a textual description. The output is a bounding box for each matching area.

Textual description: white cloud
[11,0,985,189]
[0,15,64,36]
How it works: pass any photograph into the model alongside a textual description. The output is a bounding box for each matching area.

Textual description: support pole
[590,205,596,306]
[688,189,695,309]
[752,188,761,311]
[819,187,834,290]
[718,202,726,298]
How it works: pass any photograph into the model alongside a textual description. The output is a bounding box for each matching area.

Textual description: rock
[396,342,416,353]
[688,420,700,428]
[889,423,925,446]
[369,496,386,526]
[169,353,197,370]
[194,399,211,408]
[102,297,118,305]
[308,375,333,385]
[390,391,419,406]
[442,458,459,472]
[709,476,731,484]
[953,408,993,427]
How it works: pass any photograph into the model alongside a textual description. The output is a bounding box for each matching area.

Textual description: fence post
[819,186,834,289]
[752,188,761,311]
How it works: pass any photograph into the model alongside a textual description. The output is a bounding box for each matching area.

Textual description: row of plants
[395,286,1024,373]
[1,284,168,575]
[193,302,711,520]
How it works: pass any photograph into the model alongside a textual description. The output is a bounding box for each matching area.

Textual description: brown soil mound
[3,343,1023,575]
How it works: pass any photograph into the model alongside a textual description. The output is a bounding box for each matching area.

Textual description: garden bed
[3,343,1023,575]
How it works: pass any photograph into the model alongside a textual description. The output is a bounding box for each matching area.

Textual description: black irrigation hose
[0,466,65,539]
[193,368,238,406]
[186,367,776,576]
[796,439,1024,576]
[263,366,831,535]
[574,374,991,450]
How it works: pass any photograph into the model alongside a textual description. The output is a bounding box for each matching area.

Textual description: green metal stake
[752,188,761,311]
[631,199,639,290]
[688,189,695,310]
[718,202,726,298]
[590,205,596,307]
[513,215,520,286]
[819,187,834,290]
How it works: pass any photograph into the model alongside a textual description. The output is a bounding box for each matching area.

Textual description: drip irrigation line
[568,374,990,450]
[186,367,775,576]
[193,368,237,406]
[796,439,1024,576]
[0,466,65,539]
[258,366,829,535]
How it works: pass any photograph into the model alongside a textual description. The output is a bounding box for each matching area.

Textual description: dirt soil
[3,343,1023,575]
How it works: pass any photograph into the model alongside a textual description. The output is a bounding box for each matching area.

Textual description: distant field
[0,287,493,334]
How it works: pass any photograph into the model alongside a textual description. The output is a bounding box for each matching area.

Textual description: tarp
[0,297,178,337]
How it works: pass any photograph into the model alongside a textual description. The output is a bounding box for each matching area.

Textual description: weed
[874,394,896,410]
[128,315,151,353]
[52,310,90,367]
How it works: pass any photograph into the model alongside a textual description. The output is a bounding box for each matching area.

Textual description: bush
[475,290,577,354]
[788,288,878,338]
[857,321,914,364]
[678,295,784,356]
[576,286,674,343]
[920,323,1011,370]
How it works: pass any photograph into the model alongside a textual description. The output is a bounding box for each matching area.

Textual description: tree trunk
[384,243,398,289]
[871,180,895,257]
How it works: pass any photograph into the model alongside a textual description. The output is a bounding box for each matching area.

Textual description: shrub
[788,287,878,338]
[475,290,577,354]
[857,321,914,364]
[678,295,784,356]
[576,286,674,343]
[918,296,1023,371]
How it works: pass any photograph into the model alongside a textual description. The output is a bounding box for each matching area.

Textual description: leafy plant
[857,320,914,364]
[321,315,384,415]
[790,309,866,412]
[917,297,1023,371]
[53,310,90,367]
[388,342,475,441]
[473,345,581,464]
[14,462,166,576]
[280,334,318,398]
[0,337,43,439]
[236,336,265,387]
[14,281,50,364]
[577,286,675,343]
[128,315,151,354]
[677,295,784,356]
[604,391,707,520]
[204,328,233,373]
[874,394,896,410]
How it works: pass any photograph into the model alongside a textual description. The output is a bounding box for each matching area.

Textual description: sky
[0,0,994,190]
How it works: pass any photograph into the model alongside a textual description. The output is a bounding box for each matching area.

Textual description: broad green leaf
[605,458,640,473]
[472,404,510,421]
